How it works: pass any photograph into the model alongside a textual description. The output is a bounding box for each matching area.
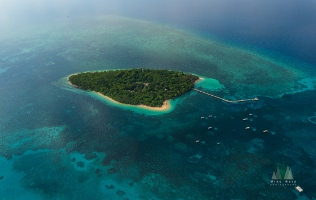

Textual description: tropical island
[68,69,199,108]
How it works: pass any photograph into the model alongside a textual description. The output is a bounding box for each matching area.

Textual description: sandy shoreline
[194,77,204,84]
[67,73,171,111]
[67,73,202,112]
[95,92,171,111]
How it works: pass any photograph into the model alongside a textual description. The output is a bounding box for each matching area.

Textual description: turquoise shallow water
[0,15,316,200]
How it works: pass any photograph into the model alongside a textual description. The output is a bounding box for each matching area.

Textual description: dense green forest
[68,69,199,107]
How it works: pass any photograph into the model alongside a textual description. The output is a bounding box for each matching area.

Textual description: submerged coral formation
[308,116,316,124]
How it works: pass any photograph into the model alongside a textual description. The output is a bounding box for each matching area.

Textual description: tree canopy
[68,68,199,107]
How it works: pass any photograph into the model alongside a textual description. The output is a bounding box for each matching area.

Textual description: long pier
[193,88,258,103]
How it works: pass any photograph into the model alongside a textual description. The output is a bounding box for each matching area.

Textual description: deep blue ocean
[0,0,316,200]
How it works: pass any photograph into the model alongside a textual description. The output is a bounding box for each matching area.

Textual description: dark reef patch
[77,161,84,168]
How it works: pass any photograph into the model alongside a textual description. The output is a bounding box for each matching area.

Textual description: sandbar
[194,77,204,84]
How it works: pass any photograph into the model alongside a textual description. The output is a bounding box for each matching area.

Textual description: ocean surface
[0,1,316,200]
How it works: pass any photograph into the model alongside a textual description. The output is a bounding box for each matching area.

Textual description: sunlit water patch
[0,67,9,74]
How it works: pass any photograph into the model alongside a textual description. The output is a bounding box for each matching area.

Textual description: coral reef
[173,142,193,153]
[307,116,316,124]
[1,126,66,159]
[247,138,265,154]
[187,154,202,163]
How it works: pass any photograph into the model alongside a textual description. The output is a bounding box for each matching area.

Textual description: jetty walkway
[193,88,258,103]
